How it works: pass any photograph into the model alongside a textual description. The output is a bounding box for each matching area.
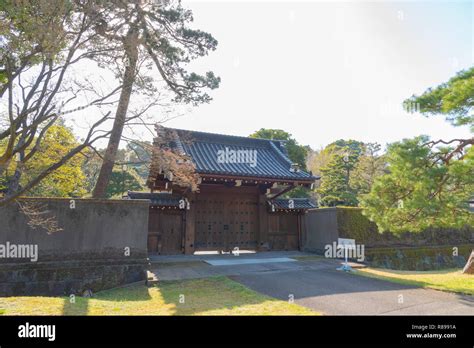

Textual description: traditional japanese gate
[143,127,318,255]
[137,190,313,255]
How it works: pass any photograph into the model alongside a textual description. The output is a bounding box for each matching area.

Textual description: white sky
[72,0,474,150]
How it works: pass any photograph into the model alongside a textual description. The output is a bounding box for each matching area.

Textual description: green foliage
[362,68,474,233]
[319,156,355,206]
[0,0,71,67]
[22,125,87,197]
[81,143,150,196]
[0,175,6,194]
[337,206,380,241]
[405,67,474,130]
[249,129,312,198]
[360,137,474,233]
[90,1,220,105]
[350,143,387,195]
[307,146,334,178]
[125,141,152,182]
[249,129,309,170]
[105,167,143,198]
[311,141,385,207]
[284,186,311,199]
[364,245,473,271]
[336,207,474,247]
[317,140,365,206]
[0,71,6,84]
[89,1,220,197]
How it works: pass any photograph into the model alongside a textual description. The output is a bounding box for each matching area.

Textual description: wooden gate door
[148,208,183,255]
[195,195,225,251]
[225,196,258,251]
[268,214,299,250]
[195,191,258,251]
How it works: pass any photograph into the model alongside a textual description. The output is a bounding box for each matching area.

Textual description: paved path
[149,250,314,263]
[150,253,474,315]
[231,268,474,315]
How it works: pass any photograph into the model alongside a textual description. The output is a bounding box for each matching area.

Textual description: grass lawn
[355,268,474,296]
[0,276,318,316]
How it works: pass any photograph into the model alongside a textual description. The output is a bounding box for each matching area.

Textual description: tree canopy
[249,128,312,198]
[360,136,473,232]
[0,0,220,204]
[105,167,143,198]
[404,67,474,129]
[362,67,474,232]
[0,0,119,205]
[316,140,365,206]
[1,124,87,197]
[249,128,309,170]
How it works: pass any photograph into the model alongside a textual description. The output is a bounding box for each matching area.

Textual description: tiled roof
[269,198,317,210]
[163,128,318,182]
[126,191,183,207]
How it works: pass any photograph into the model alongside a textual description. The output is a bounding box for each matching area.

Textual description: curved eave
[198,171,319,183]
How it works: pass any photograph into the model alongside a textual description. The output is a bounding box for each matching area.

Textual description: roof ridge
[269,140,293,166]
[168,127,280,143]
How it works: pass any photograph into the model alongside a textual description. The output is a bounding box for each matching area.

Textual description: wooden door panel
[268,214,299,250]
[226,196,257,251]
[195,196,226,250]
[148,209,183,255]
[148,235,158,253]
[195,192,258,251]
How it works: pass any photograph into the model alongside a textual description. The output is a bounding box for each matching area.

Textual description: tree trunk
[6,165,23,195]
[6,144,25,195]
[92,30,138,198]
[462,251,474,274]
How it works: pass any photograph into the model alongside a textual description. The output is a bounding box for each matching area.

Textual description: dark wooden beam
[199,173,315,186]
[257,192,269,251]
[267,185,295,200]
[184,192,196,255]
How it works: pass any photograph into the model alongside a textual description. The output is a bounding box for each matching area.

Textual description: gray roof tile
[126,191,183,207]
[269,198,317,210]
[169,129,318,181]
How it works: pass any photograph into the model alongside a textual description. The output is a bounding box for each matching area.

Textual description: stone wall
[0,198,149,296]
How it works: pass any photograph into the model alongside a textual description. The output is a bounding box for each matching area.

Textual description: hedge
[336,207,474,248]
[364,244,474,271]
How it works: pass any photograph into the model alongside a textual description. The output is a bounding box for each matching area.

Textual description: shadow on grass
[61,284,153,315]
[57,276,298,316]
[156,276,286,315]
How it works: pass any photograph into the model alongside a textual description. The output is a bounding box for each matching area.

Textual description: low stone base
[0,257,148,297]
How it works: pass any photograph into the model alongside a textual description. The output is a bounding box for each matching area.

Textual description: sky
[70,0,474,151]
